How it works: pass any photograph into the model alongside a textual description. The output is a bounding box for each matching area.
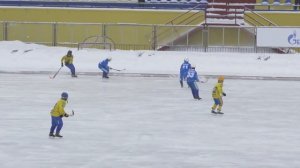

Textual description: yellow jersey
[50,99,67,117]
[212,82,224,98]
[61,55,73,64]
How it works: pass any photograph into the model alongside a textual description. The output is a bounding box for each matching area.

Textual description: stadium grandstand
[0,0,299,53]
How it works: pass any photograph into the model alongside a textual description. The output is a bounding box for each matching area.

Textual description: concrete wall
[0,7,205,49]
[255,12,300,26]
[0,7,299,50]
[0,7,187,24]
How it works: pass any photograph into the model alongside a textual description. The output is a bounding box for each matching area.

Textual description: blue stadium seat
[273,0,280,5]
[145,0,204,2]
[262,0,269,5]
[285,0,292,4]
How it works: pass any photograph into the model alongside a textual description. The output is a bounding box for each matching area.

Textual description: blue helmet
[61,92,68,99]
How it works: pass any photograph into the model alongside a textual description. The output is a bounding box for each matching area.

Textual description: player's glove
[222,92,226,96]
[64,113,69,117]
[61,63,64,67]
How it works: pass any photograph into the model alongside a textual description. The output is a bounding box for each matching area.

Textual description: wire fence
[1,21,299,53]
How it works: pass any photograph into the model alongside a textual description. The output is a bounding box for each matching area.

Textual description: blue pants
[179,72,188,87]
[179,72,188,81]
[50,116,63,134]
[187,81,200,99]
[65,64,76,75]
[295,0,300,10]
[98,65,109,78]
[213,98,222,106]
[212,98,223,112]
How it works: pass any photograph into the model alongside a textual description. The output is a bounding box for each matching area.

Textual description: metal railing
[244,7,278,26]
[78,42,113,50]
[0,21,299,53]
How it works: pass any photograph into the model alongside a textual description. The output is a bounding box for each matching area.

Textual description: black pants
[295,0,300,10]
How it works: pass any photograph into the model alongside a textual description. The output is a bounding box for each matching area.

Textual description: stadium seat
[285,0,292,5]
[262,0,269,5]
[145,0,204,2]
[273,0,280,5]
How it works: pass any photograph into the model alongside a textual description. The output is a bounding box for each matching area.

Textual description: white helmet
[191,64,196,69]
[184,57,189,62]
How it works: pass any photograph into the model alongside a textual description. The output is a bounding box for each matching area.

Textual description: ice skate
[211,110,217,114]
[55,133,63,138]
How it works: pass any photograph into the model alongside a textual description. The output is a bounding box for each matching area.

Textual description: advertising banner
[257,27,300,48]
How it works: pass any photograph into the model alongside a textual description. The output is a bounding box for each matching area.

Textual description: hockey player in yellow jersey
[49,92,71,138]
[61,50,77,77]
[211,76,226,114]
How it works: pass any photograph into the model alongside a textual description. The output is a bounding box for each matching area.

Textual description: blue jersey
[180,61,191,75]
[98,59,110,70]
[187,69,199,83]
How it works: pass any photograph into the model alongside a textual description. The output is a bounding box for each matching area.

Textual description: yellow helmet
[218,76,224,82]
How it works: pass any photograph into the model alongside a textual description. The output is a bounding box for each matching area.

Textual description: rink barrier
[0,1,206,10]
[1,70,300,81]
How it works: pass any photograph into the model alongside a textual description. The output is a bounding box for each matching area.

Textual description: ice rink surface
[0,74,300,168]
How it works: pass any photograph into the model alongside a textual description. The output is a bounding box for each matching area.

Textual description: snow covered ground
[0,41,300,168]
[1,41,300,78]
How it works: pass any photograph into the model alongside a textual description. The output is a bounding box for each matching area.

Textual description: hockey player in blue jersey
[98,57,112,78]
[186,65,201,100]
[179,58,191,88]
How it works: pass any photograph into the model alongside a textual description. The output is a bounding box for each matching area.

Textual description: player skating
[49,92,73,138]
[61,50,77,77]
[211,76,226,114]
[186,65,201,100]
[98,57,112,78]
[179,58,191,88]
